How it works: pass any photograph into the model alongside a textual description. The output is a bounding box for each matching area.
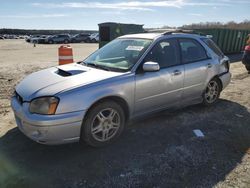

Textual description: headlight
[29,97,59,115]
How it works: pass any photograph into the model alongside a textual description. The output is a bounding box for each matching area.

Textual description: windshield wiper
[78,61,88,66]
[86,63,111,71]
[80,61,126,72]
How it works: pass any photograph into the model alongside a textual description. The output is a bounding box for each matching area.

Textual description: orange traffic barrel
[58,45,73,65]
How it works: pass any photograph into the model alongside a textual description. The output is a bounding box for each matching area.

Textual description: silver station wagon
[11,31,231,147]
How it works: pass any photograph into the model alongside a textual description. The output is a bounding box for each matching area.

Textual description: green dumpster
[194,28,250,54]
[98,22,144,48]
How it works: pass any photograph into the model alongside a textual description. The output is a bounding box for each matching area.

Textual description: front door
[135,39,184,116]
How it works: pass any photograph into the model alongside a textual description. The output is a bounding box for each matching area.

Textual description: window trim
[177,38,211,65]
[201,38,224,58]
[138,38,181,72]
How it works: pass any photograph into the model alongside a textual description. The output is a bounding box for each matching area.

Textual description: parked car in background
[11,31,231,147]
[242,34,250,73]
[19,35,26,39]
[26,35,41,43]
[25,36,31,42]
[30,35,48,44]
[45,34,71,44]
[71,33,90,43]
[85,33,99,43]
[3,35,19,39]
[0,36,4,40]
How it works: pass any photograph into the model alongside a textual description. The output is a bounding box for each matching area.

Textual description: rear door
[178,38,213,101]
[135,39,184,115]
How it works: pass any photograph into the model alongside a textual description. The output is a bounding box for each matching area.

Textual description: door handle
[172,70,182,76]
[207,63,212,68]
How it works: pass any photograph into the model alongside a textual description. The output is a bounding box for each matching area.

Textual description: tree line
[161,20,250,31]
[181,20,250,30]
[1,20,250,35]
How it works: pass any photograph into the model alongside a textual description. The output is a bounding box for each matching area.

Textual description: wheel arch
[84,95,130,123]
[204,74,223,93]
[212,75,223,91]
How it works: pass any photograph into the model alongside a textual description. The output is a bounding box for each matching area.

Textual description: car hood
[16,63,124,101]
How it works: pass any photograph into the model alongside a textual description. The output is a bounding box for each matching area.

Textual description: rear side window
[202,38,224,57]
[179,38,208,63]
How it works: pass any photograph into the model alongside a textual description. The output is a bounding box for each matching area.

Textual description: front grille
[15,91,23,104]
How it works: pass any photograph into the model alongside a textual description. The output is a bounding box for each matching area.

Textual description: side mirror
[143,62,160,72]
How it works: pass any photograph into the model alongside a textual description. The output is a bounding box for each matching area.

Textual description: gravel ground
[0,40,249,188]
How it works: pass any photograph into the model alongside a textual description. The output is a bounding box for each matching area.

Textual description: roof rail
[146,29,173,33]
[162,29,200,35]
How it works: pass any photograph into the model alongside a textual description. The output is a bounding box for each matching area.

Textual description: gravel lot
[0,39,249,188]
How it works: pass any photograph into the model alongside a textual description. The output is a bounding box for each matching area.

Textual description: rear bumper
[11,96,86,145]
[219,72,231,90]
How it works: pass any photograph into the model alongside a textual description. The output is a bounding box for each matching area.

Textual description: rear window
[179,38,208,63]
[202,38,223,57]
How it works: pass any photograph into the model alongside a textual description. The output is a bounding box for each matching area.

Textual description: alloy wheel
[91,108,121,142]
[204,80,219,103]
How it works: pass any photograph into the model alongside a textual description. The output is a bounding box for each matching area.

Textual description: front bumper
[219,72,231,90]
[11,96,86,145]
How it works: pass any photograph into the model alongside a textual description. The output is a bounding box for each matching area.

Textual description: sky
[0,0,249,30]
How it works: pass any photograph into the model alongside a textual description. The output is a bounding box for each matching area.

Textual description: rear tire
[81,100,125,147]
[48,40,54,44]
[202,78,221,106]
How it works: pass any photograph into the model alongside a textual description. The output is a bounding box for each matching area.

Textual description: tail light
[220,60,230,73]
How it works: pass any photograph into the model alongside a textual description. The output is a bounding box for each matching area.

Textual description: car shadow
[0,99,250,188]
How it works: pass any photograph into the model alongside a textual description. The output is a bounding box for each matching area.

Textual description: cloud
[188,13,203,17]
[100,11,125,15]
[31,0,250,12]
[0,14,67,19]
[214,0,250,3]
[31,0,185,11]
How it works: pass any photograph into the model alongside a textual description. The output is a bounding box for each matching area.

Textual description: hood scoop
[56,68,85,77]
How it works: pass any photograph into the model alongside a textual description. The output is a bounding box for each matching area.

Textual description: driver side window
[144,39,179,68]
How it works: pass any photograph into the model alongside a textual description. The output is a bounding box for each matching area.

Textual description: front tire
[81,100,125,147]
[202,78,221,106]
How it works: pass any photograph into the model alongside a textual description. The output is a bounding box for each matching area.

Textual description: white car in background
[85,33,99,43]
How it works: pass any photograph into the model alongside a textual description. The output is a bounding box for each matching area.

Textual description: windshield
[83,38,152,72]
